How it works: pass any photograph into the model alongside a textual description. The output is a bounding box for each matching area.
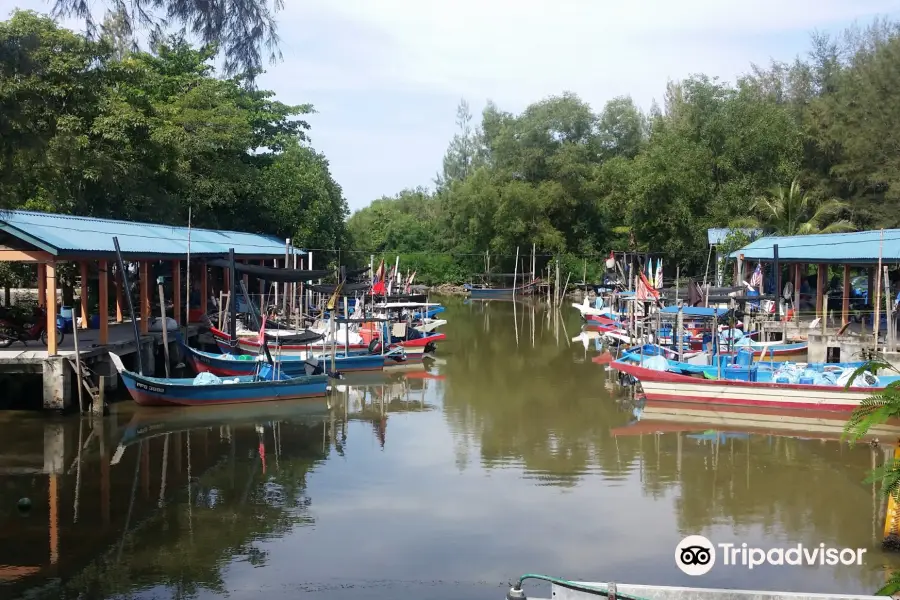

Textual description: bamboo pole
[72,304,84,412]
[884,265,894,353]
[513,246,519,297]
[875,229,885,352]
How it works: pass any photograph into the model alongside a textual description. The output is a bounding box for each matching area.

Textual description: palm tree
[731,178,855,236]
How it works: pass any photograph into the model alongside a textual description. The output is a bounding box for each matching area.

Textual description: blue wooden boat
[181,339,405,376]
[109,352,330,407]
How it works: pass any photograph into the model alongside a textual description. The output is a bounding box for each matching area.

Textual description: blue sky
[5,0,900,212]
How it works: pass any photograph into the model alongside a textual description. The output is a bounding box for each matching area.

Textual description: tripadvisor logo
[675,535,867,575]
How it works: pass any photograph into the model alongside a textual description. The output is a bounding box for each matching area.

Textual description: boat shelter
[0,210,305,366]
[731,229,900,364]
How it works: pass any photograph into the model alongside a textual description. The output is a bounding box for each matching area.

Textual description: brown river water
[0,296,898,599]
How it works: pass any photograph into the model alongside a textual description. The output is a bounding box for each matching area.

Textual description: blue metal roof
[729,229,900,264]
[659,306,727,317]
[0,210,303,259]
[708,228,762,245]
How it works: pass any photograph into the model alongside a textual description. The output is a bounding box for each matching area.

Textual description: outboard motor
[304,357,323,376]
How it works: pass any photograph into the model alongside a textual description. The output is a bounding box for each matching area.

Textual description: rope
[515,574,651,600]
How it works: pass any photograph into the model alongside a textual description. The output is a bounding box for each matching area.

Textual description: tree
[733,177,854,235]
[51,0,282,76]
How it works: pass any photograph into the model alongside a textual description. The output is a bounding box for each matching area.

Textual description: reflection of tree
[440,300,638,486]
[30,420,327,600]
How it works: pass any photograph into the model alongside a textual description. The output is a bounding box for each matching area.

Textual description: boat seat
[392,322,407,337]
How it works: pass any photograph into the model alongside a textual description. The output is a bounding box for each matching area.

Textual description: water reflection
[1,299,899,599]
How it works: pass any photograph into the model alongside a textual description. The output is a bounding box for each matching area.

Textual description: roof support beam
[37,263,46,308]
[99,260,109,345]
[79,262,88,330]
[0,249,53,262]
[843,265,850,327]
[45,262,57,355]
[140,261,150,335]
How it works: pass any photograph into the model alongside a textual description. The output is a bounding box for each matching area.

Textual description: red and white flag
[372,259,386,295]
[257,314,267,346]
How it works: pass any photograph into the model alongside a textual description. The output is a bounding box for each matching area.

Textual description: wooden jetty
[0,210,309,411]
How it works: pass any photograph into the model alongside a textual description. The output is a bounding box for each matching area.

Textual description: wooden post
[115,265,123,323]
[172,260,181,325]
[815,263,824,318]
[283,239,290,315]
[98,260,109,345]
[46,262,57,355]
[793,264,801,322]
[37,263,46,307]
[199,260,208,319]
[139,261,150,334]
[96,376,105,415]
[79,261,89,329]
[843,264,850,327]
[157,279,170,378]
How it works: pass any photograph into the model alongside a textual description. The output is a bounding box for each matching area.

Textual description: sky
[4,0,900,213]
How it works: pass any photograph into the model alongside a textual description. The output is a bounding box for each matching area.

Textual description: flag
[645,260,651,280]
[750,263,763,290]
[327,280,344,311]
[372,259,386,295]
[257,314,267,347]
[406,270,416,293]
[655,259,663,289]
[636,271,660,301]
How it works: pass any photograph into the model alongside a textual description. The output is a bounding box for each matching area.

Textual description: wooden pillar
[46,262,57,355]
[816,263,825,318]
[37,263,46,307]
[242,260,249,294]
[99,260,109,345]
[115,266,124,323]
[49,473,58,565]
[794,264,801,321]
[199,261,208,317]
[139,261,150,334]
[223,266,230,300]
[172,260,181,325]
[259,260,265,299]
[842,264,851,326]
[79,261,89,328]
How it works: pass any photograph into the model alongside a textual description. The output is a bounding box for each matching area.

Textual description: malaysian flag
[750,263,763,291]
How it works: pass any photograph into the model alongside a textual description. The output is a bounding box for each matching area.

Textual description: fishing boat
[610,360,884,412]
[181,339,405,376]
[109,352,331,407]
[211,325,371,354]
[464,272,540,299]
[507,578,884,600]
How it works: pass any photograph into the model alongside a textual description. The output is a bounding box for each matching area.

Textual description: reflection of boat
[109,352,330,407]
[610,401,900,441]
[611,360,880,412]
[112,398,331,462]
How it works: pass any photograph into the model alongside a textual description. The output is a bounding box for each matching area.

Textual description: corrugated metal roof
[707,227,762,245]
[730,229,900,264]
[0,210,304,259]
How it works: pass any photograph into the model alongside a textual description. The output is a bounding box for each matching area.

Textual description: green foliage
[351,19,900,284]
[0,11,347,251]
